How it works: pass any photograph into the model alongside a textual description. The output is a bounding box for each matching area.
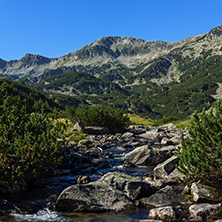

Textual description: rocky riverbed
[0,123,222,222]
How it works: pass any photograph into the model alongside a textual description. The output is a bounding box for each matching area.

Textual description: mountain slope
[1,25,222,119]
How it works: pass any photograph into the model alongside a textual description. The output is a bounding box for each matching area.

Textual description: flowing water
[1,144,153,222]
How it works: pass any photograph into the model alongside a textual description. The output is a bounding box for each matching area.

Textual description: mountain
[1,25,222,119]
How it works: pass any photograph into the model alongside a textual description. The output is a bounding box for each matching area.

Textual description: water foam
[11,208,70,222]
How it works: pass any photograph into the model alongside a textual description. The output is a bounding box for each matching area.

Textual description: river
[1,140,153,222]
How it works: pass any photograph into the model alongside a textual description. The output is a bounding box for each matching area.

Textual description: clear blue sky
[1,0,221,61]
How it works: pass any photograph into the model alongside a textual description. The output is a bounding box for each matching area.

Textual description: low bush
[176,101,222,184]
[74,105,131,133]
[0,91,67,184]
[152,116,179,126]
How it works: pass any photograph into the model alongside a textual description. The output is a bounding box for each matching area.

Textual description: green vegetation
[176,101,222,185]
[128,114,153,127]
[152,116,179,126]
[64,105,131,133]
[0,79,67,184]
[33,54,222,120]
[68,132,85,143]
[0,78,59,113]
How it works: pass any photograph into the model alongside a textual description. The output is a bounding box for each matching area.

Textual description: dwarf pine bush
[0,83,67,183]
[176,101,222,184]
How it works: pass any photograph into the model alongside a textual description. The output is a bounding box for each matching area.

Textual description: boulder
[189,203,221,220]
[124,145,175,167]
[160,137,174,146]
[56,172,156,212]
[0,199,18,216]
[84,126,109,135]
[159,123,177,130]
[73,121,85,132]
[0,179,27,194]
[144,178,178,190]
[148,206,186,221]
[140,185,190,207]
[139,128,165,141]
[126,125,147,135]
[137,220,163,222]
[191,182,214,203]
[170,135,181,145]
[121,132,134,139]
[153,155,179,179]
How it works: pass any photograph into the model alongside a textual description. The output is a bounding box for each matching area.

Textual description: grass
[176,119,191,129]
[128,114,153,127]
[128,114,191,129]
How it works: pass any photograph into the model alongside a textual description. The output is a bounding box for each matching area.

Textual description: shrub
[176,101,222,184]
[0,94,67,184]
[74,105,131,133]
[152,116,179,126]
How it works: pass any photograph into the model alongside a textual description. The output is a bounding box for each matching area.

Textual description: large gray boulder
[140,185,190,207]
[139,128,165,141]
[73,121,85,132]
[191,182,214,203]
[189,203,221,220]
[124,145,175,167]
[148,206,186,221]
[84,126,109,135]
[153,155,179,179]
[56,172,156,212]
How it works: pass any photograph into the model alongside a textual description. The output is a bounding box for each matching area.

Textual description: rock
[148,206,186,221]
[137,220,163,222]
[159,123,178,130]
[191,182,214,203]
[160,137,173,146]
[73,121,85,132]
[126,125,147,135]
[77,139,92,147]
[170,135,181,145]
[167,168,187,181]
[144,178,178,190]
[124,145,175,167]
[84,126,109,135]
[0,179,27,194]
[56,182,132,212]
[76,175,91,184]
[189,203,221,220]
[0,199,19,215]
[100,172,157,200]
[121,132,134,139]
[56,172,156,212]
[70,152,92,163]
[139,128,165,141]
[153,155,179,179]
[140,185,190,207]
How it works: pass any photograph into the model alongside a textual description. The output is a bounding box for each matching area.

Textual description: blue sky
[1,0,221,61]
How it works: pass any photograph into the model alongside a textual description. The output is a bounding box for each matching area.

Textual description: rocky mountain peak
[0,58,6,69]
[0,25,222,81]
[19,54,51,68]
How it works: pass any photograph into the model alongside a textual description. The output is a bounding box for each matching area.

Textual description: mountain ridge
[1,25,222,83]
[1,25,222,119]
